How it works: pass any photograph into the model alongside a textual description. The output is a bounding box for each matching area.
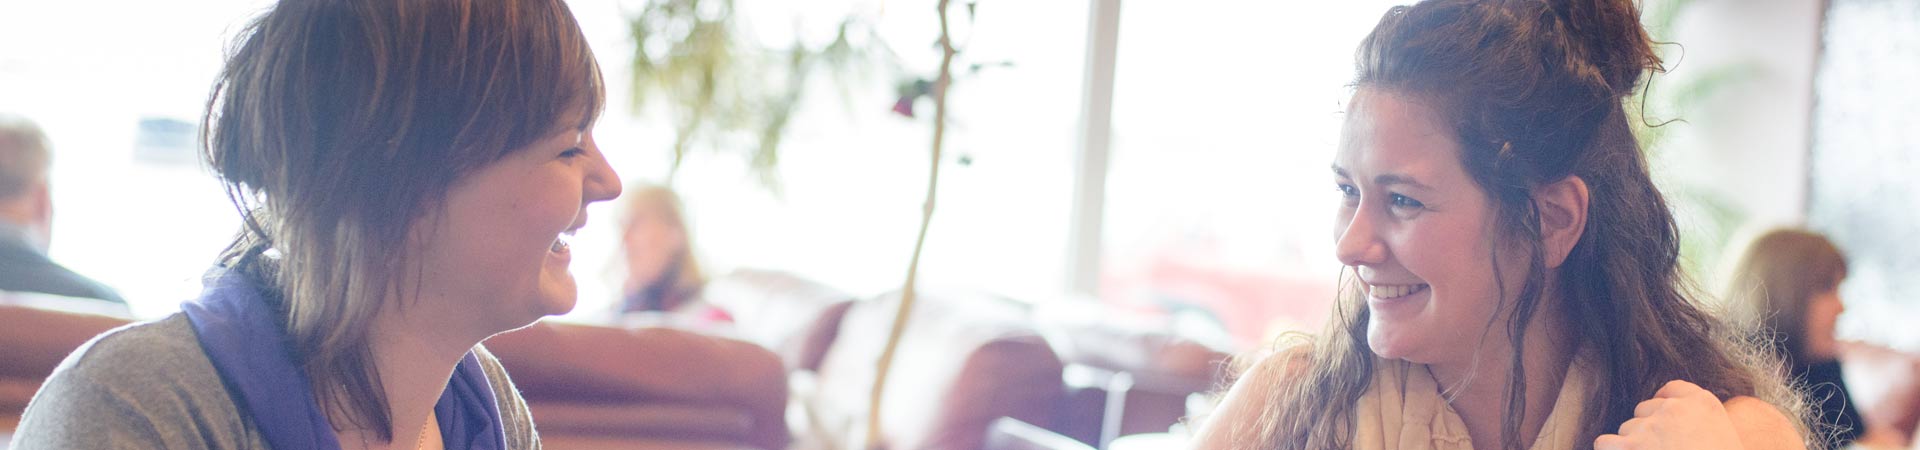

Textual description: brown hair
[1247,0,1806,449]
[201,0,603,440]
[1722,228,1847,365]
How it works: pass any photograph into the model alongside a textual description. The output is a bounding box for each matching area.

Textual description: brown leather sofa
[1,295,133,439]
[1040,304,1229,447]
[702,268,859,373]
[799,290,1066,450]
[486,321,790,450]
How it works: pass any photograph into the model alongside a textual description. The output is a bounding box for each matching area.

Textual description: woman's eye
[560,148,585,158]
[1336,183,1359,199]
[1389,193,1424,209]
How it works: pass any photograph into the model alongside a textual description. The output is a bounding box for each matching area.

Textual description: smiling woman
[1189,0,1811,449]
[8,0,620,449]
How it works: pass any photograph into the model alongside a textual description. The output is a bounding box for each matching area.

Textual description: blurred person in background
[1724,228,1908,450]
[617,183,729,324]
[0,113,124,304]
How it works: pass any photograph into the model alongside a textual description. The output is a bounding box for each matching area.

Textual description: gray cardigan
[7,314,540,449]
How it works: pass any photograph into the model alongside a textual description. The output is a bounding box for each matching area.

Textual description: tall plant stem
[863,0,955,448]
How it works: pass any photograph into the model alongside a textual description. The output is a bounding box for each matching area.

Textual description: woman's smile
[1365,281,1431,320]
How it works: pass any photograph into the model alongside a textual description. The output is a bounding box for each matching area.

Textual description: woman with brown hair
[1191,0,1808,449]
[617,184,710,316]
[1724,228,1904,450]
[10,0,620,448]
[610,182,735,327]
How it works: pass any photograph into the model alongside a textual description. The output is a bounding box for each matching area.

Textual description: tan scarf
[1352,357,1591,450]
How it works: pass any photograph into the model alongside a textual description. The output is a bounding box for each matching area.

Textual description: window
[575,0,1090,317]
[3,0,273,317]
[4,0,1088,319]
[1099,1,1407,346]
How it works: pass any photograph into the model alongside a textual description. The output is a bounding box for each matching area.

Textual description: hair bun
[1538,0,1660,97]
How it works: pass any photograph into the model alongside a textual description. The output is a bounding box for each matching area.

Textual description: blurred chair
[702,268,858,372]
[0,292,136,440]
[1037,299,1229,448]
[704,269,1233,450]
[801,290,1065,450]
[485,321,790,449]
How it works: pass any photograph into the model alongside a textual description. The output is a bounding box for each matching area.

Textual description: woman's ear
[1535,175,1590,269]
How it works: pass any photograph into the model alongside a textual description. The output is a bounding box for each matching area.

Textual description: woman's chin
[1365,321,1422,362]
[535,279,579,316]
[509,269,578,324]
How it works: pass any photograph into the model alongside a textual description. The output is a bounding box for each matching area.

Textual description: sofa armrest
[528,401,754,441]
[809,290,1066,450]
[0,378,38,412]
[0,302,133,380]
[487,321,790,449]
[537,435,761,450]
[702,269,858,372]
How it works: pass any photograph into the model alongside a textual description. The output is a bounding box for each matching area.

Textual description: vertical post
[1099,371,1134,449]
[1067,0,1123,296]
[866,1,957,449]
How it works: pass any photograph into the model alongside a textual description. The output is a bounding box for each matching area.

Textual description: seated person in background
[1724,228,1907,449]
[10,0,621,448]
[1190,0,1810,449]
[0,114,123,304]
[617,183,729,324]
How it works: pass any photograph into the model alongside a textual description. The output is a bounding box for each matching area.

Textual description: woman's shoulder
[44,314,220,388]
[14,314,255,448]
[1722,395,1807,450]
[472,343,541,450]
[1187,344,1316,448]
[1230,343,1317,390]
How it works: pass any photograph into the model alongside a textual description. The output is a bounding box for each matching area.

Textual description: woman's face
[413,123,622,332]
[1803,280,1846,362]
[622,197,686,288]
[1332,89,1530,364]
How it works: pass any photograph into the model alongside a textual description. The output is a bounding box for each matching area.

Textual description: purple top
[181,268,506,450]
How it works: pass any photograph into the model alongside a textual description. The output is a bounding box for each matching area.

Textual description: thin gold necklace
[415,411,438,450]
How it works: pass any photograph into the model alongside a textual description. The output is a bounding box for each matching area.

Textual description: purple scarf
[182,268,506,450]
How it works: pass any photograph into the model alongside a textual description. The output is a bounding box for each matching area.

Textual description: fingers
[1652,379,1729,418]
[1608,379,1742,450]
[1594,434,1635,450]
[1616,417,1650,436]
[1653,379,1708,400]
[1633,398,1664,418]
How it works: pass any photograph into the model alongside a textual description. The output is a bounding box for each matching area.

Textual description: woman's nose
[586,154,622,203]
[1335,210,1387,267]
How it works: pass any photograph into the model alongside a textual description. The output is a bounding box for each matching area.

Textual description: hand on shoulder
[1594,380,1805,450]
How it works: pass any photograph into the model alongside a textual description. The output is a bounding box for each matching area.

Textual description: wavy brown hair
[1242,1,1808,449]
[201,0,603,440]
